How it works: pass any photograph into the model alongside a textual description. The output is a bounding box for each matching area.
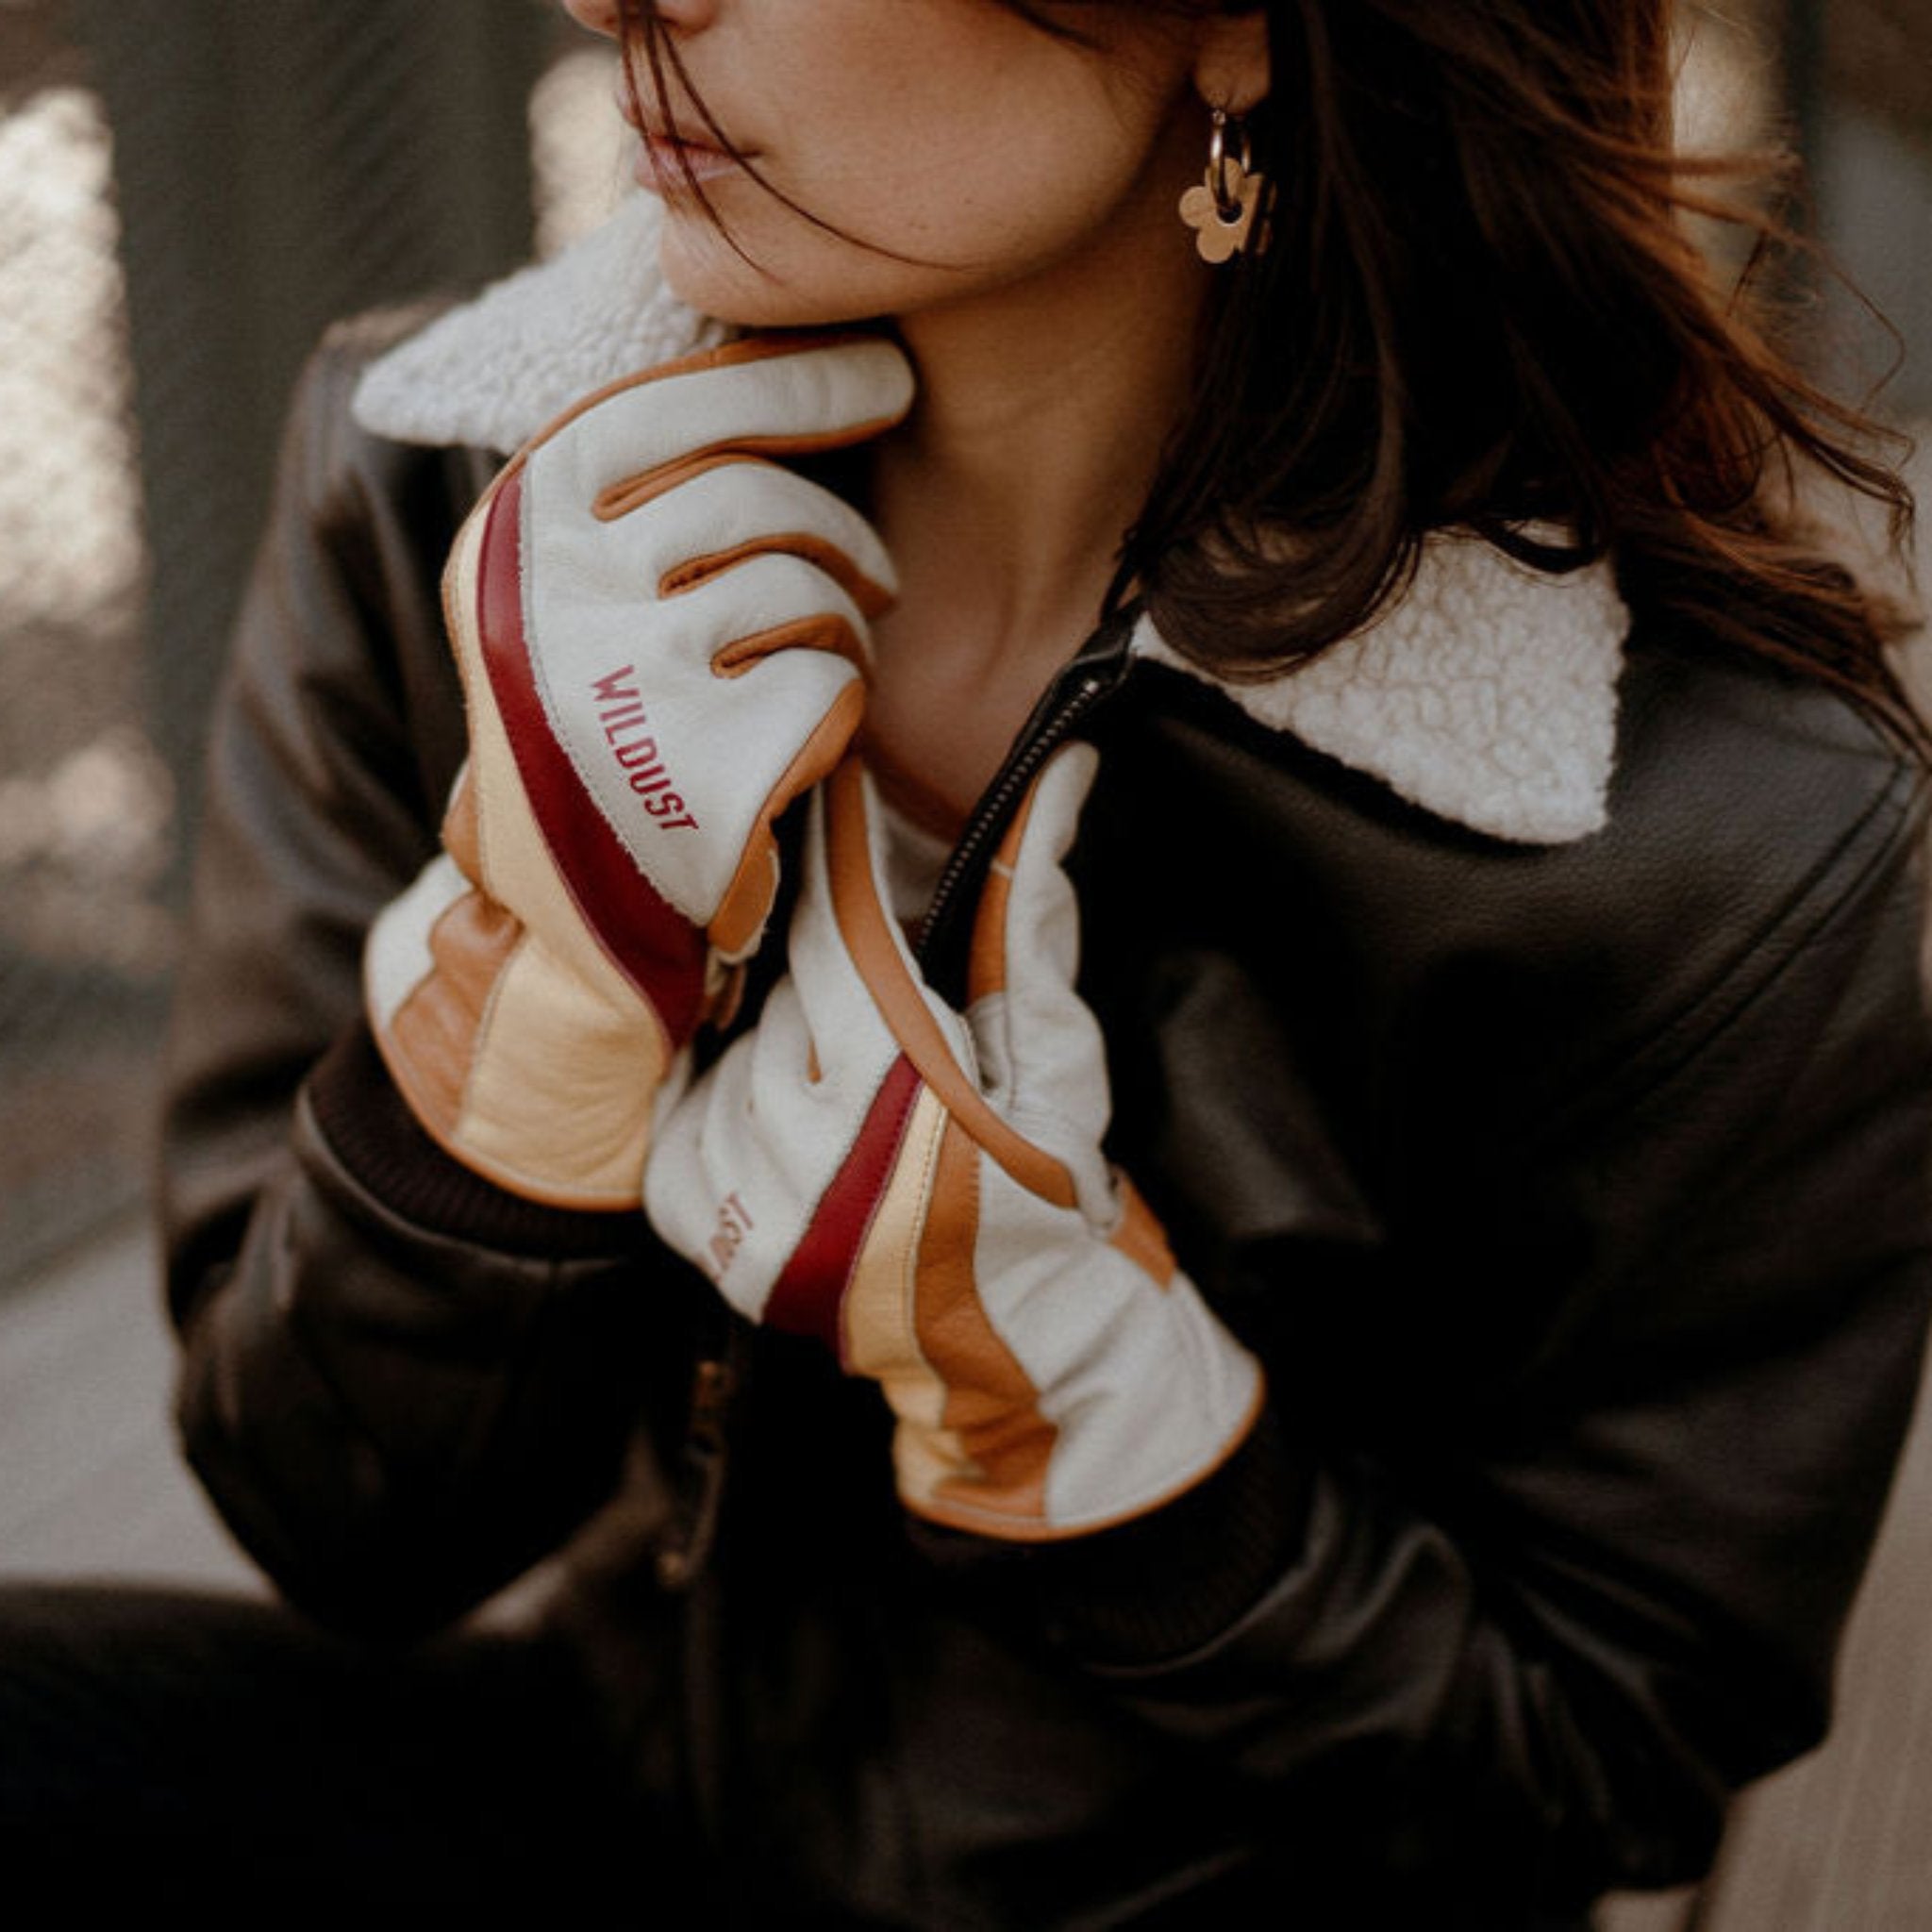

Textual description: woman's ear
[1193,5,1271,115]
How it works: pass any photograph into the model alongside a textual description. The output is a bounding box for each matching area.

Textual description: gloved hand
[363,334,914,1208]
[644,744,1264,1539]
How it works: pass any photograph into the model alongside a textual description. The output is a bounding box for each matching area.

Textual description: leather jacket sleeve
[158,317,702,1638]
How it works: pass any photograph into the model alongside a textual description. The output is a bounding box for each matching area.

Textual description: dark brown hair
[619,0,1924,753]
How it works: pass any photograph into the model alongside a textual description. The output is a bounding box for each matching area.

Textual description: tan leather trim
[908,1370,1271,1544]
[591,428,905,520]
[384,887,522,1141]
[708,852,777,969]
[441,768,483,878]
[921,1122,1053,1526]
[592,448,713,519]
[824,758,1078,1211]
[1108,1174,1178,1288]
[842,1087,946,1391]
[965,769,1046,1003]
[968,856,1015,1005]
[707,954,748,1033]
[709,614,872,680]
[708,680,866,960]
[667,526,894,622]
[441,491,493,706]
[568,331,908,517]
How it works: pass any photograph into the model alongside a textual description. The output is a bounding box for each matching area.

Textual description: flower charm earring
[1178,108,1268,264]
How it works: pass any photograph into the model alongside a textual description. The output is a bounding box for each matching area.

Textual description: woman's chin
[656,217,879,333]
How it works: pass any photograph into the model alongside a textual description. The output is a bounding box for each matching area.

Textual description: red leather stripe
[477,469,708,1043]
[764,1056,923,1357]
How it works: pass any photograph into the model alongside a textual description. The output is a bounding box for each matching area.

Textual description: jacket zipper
[915,602,1140,990]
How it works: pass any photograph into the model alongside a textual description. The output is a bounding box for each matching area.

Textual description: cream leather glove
[645,746,1264,1539]
[364,335,914,1208]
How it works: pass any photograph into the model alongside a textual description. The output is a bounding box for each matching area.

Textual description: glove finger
[528,334,914,497]
[963,743,1114,1215]
[823,758,1079,1211]
[553,457,896,625]
[671,548,879,681]
[645,780,908,1324]
[708,678,864,960]
[966,741,1095,1005]
[651,458,898,621]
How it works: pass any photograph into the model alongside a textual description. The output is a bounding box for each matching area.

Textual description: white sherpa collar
[1131,543,1624,844]
[353,195,730,454]
[354,195,1625,846]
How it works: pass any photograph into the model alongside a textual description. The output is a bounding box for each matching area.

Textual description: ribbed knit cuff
[912,1404,1310,1667]
[306,1021,653,1259]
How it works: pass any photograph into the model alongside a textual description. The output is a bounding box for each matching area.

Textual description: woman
[54,0,1932,1924]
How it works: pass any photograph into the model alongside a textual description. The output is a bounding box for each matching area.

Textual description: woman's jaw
[606,0,1257,335]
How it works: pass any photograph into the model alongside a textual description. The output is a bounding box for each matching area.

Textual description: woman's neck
[872,260,1205,682]
[852,171,1214,824]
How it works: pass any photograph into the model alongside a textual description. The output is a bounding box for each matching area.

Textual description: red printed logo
[708,1190,755,1281]
[591,665,699,832]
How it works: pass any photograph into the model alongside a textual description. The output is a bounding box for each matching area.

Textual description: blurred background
[0,4,1928,1925]
[0,0,620,1285]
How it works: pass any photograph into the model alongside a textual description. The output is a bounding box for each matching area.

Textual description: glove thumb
[962,742,1116,1226]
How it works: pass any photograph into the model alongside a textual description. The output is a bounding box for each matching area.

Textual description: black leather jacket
[161,306,1932,1928]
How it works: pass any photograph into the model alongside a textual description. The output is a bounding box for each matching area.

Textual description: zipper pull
[655,1350,737,1592]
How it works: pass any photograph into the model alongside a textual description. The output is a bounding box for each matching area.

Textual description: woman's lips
[634,133,743,192]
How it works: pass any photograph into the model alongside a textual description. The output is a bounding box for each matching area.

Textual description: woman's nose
[558,0,621,39]
[558,0,719,37]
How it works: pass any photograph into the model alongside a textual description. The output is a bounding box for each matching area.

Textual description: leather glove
[644,744,1265,1539]
[363,334,914,1208]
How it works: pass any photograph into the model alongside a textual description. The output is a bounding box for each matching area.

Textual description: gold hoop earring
[1178,108,1269,263]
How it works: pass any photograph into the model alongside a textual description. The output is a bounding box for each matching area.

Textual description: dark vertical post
[69,0,553,874]
[1782,0,1828,198]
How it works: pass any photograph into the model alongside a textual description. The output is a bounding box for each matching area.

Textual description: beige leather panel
[919,1122,1054,1528]
[385,887,521,1141]
[841,1088,970,1509]
[458,936,668,1208]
